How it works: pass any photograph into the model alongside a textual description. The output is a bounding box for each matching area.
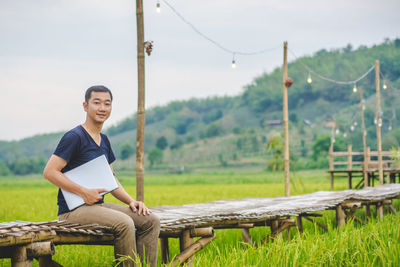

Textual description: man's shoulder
[62,125,84,140]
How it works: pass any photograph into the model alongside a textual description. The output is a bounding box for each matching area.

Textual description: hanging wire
[160,0,280,56]
[288,48,375,85]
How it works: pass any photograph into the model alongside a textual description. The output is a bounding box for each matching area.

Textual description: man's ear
[83,101,88,112]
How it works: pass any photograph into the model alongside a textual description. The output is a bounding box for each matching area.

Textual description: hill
[1,38,400,174]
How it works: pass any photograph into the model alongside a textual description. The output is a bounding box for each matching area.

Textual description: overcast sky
[0,0,399,141]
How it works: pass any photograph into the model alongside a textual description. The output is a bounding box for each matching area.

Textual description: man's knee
[114,213,136,235]
[149,213,160,229]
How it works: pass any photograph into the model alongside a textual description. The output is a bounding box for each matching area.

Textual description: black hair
[85,85,113,102]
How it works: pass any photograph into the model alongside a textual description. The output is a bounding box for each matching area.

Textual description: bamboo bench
[2,184,400,266]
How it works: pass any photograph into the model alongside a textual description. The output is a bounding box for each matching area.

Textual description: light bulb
[353,84,357,93]
[307,73,312,84]
[389,125,392,131]
[378,118,382,127]
[335,129,340,135]
[374,118,377,125]
[383,83,387,90]
[332,138,335,143]
[156,1,161,13]
[231,59,236,69]
[350,125,354,131]
[343,133,347,138]
[354,122,358,126]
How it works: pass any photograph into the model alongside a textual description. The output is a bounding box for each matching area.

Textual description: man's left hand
[129,200,152,216]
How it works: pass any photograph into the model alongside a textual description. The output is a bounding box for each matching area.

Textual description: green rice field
[1,170,399,266]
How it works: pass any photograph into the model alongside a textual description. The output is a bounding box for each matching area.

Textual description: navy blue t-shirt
[54,125,116,215]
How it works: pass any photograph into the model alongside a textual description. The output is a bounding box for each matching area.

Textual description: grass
[0,170,398,266]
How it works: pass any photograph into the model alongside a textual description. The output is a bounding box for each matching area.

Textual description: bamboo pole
[171,234,216,267]
[359,89,369,188]
[282,41,290,197]
[329,118,336,190]
[135,0,145,201]
[375,60,384,185]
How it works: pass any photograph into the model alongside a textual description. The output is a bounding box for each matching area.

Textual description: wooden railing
[329,145,400,171]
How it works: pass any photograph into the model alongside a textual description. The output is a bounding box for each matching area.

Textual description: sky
[0,0,399,141]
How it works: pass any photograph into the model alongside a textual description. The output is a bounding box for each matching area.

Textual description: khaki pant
[59,203,160,267]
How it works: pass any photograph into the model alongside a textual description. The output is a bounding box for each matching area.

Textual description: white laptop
[62,155,118,210]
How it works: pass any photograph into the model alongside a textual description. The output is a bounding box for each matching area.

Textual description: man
[43,85,160,267]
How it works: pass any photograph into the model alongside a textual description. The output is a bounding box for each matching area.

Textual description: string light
[335,129,340,135]
[343,132,347,138]
[353,83,357,93]
[383,81,387,90]
[307,73,312,84]
[156,0,161,13]
[231,54,236,68]
[378,118,383,127]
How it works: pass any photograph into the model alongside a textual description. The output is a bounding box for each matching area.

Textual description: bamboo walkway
[1,184,400,266]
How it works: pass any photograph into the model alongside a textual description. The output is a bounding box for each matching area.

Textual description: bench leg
[179,230,194,266]
[160,237,170,264]
[336,205,345,228]
[11,247,32,267]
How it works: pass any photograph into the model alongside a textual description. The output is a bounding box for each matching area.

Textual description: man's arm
[43,155,107,205]
[109,165,151,215]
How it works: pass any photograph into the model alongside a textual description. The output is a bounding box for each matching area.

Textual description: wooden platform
[328,168,400,189]
[1,184,400,266]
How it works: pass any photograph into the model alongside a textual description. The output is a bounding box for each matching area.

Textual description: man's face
[83,91,112,124]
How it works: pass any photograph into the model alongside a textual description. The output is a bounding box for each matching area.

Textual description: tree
[120,142,135,160]
[0,160,11,176]
[156,136,168,150]
[266,134,284,171]
[148,149,163,168]
[170,138,184,150]
[206,124,223,138]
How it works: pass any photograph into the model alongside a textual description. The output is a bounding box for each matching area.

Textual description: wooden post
[375,60,384,185]
[282,41,290,197]
[329,118,335,190]
[347,145,352,170]
[348,145,352,188]
[180,230,194,265]
[135,0,145,201]
[336,205,345,227]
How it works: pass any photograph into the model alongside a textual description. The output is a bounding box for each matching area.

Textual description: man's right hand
[81,188,108,205]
